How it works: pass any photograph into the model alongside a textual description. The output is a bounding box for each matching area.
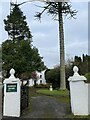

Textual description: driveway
[22,95,70,118]
[0,85,2,120]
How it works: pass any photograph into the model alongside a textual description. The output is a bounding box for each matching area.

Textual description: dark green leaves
[2,4,46,79]
[4,5,32,40]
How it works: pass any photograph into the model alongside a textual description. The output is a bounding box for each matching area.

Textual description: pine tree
[2,4,46,79]
[4,4,32,41]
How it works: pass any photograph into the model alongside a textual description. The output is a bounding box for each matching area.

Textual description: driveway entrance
[22,95,70,118]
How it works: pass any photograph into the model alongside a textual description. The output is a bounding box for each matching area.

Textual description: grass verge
[36,89,69,96]
[36,89,70,103]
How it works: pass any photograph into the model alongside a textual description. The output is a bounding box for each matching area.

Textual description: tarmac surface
[21,96,70,118]
[1,86,70,119]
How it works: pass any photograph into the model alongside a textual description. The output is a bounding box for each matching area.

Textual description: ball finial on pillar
[73,66,79,73]
[10,68,15,77]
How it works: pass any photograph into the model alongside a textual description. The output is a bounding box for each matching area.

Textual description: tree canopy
[2,4,46,79]
[4,5,32,41]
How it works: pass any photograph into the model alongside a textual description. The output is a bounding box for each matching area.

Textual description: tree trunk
[58,2,66,90]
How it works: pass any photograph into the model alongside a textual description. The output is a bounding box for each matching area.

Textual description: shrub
[84,73,90,83]
[45,68,60,89]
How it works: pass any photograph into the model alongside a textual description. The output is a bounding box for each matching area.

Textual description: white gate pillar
[3,68,21,117]
[68,66,88,115]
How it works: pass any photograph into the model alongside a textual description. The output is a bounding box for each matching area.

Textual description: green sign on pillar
[6,83,17,92]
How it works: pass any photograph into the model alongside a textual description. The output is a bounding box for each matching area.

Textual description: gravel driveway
[22,95,70,118]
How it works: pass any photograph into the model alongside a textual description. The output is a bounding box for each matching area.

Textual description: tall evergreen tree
[2,4,46,79]
[4,4,32,41]
[34,2,77,90]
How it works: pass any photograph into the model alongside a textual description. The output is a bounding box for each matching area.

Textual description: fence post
[68,66,88,115]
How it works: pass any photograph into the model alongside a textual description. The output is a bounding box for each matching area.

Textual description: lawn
[36,88,70,103]
[36,89,69,96]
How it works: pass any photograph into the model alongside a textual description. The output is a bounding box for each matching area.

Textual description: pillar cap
[3,68,20,84]
[10,68,15,76]
[68,66,87,82]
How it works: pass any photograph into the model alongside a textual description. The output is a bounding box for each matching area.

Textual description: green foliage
[2,39,46,79]
[45,67,60,89]
[4,5,32,40]
[65,65,73,89]
[36,89,69,96]
[45,64,73,90]
[73,54,90,75]
[45,54,90,89]
[84,73,90,83]
[31,47,46,72]
[35,2,77,20]
[2,5,46,79]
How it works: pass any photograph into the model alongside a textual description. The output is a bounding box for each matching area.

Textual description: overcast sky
[0,1,88,68]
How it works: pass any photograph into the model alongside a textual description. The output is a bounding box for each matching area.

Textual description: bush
[84,73,90,83]
[45,68,60,89]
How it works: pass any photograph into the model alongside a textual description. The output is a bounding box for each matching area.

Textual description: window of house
[40,75,42,78]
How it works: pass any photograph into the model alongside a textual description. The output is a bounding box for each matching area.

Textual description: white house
[29,70,47,86]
